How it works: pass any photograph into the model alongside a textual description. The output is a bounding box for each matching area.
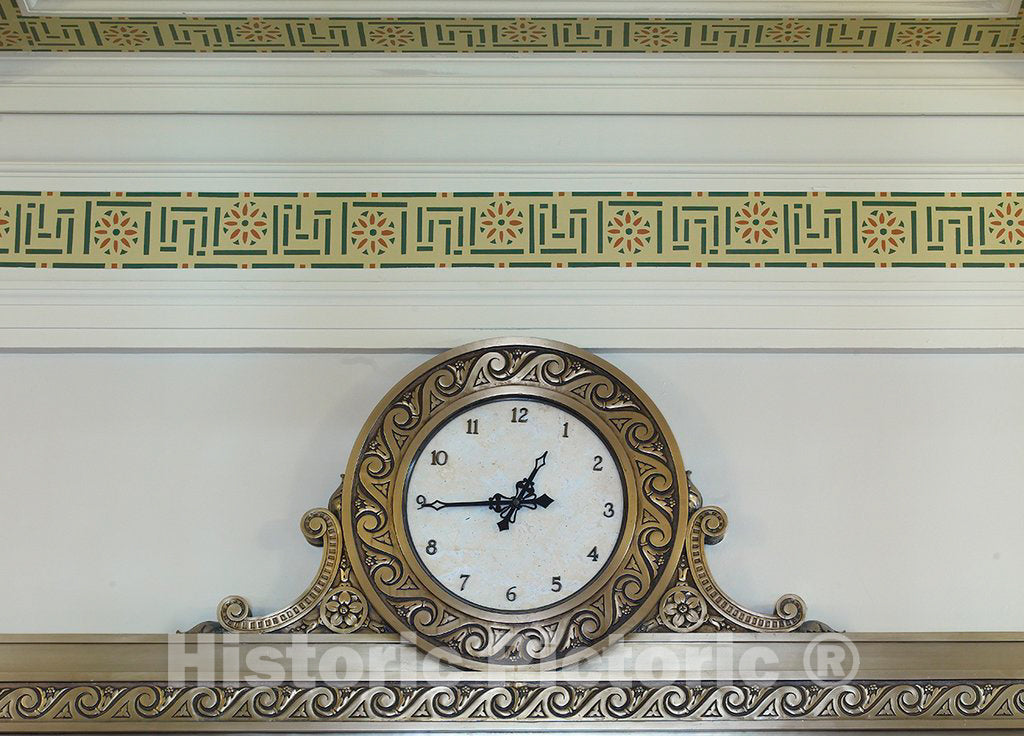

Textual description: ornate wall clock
[211,336,818,670]
[339,337,686,670]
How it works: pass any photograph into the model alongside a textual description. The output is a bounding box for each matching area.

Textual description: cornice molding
[1,57,1021,191]
[3,164,1024,192]
[2,58,1021,190]
[2,269,1023,351]
[3,56,1024,115]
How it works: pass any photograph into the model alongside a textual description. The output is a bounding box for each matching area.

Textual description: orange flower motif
[733,201,779,245]
[351,211,396,255]
[861,210,906,254]
[234,20,282,43]
[988,200,1024,246]
[479,201,525,245]
[222,201,269,246]
[634,25,679,48]
[765,20,810,44]
[102,24,149,47]
[500,20,547,43]
[606,210,652,254]
[368,24,415,48]
[895,25,943,48]
[0,27,23,48]
[93,210,139,255]
[0,209,10,238]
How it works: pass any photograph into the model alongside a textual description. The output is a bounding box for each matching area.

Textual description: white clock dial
[404,397,626,612]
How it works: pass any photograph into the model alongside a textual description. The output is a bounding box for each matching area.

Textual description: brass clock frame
[340,337,687,671]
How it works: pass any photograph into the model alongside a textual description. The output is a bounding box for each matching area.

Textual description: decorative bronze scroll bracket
[189,478,390,635]
[637,472,832,634]
[191,471,830,638]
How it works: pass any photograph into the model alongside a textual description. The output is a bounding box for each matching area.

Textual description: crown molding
[3,56,1024,115]
[3,162,1024,191]
[2,269,1022,351]
[2,56,1020,190]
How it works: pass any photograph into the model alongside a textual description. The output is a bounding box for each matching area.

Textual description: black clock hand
[417,499,492,510]
[526,451,547,483]
[417,486,552,533]
[416,493,518,512]
[416,452,554,530]
[497,451,552,531]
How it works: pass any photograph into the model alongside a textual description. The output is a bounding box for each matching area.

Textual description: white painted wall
[1,348,1021,633]
[2,53,1023,637]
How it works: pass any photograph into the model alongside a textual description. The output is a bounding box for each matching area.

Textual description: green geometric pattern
[0,0,1021,53]
[3,191,1023,269]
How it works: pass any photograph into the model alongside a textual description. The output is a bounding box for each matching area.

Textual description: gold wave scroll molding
[2,191,1024,269]
[3,681,1024,727]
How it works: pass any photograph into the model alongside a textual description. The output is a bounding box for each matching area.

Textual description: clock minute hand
[415,493,516,512]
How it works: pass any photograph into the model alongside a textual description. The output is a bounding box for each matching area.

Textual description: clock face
[404,397,626,612]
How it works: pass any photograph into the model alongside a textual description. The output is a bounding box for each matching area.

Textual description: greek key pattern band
[1,0,1022,53]
[1,682,1023,726]
[2,191,1024,269]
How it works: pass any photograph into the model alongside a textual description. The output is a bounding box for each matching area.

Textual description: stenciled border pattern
[1,13,1023,53]
[2,191,1024,269]
[0,0,1022,52]
[2,682,1024,725]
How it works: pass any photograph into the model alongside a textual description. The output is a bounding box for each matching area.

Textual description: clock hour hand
[496,451,552,531]
[526,451,547,483]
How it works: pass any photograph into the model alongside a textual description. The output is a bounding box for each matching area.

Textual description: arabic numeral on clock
[425,539,437,555]
[593,455,603,471]
[562,422,569,438]
[466,419,478,435]
[604,502,615,518]
[459,574,470,591]
[587,546,599,562]
[511,407,529,423]
[551,575,562,592]
[505,585,517,602]
[430,450,448,466]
